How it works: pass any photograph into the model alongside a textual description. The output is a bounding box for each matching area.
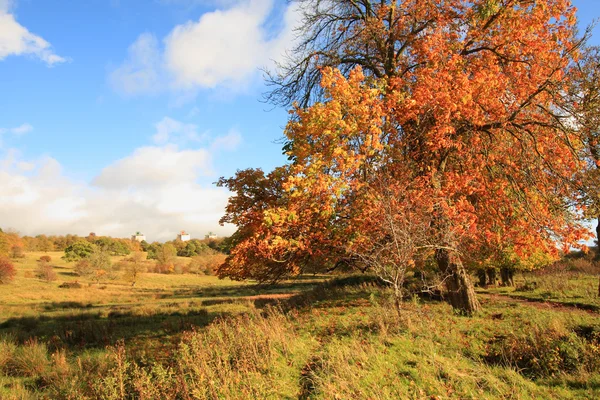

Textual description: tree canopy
[221,0,591,313]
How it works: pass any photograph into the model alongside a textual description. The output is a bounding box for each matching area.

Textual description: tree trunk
[500,267,515,287]
[596,216,600,246]
[486,268,497,286]
[435,249,481,314]
[477,269,487,287]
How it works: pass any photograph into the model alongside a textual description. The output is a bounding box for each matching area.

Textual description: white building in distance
[131,232,146,242]
[205,232,218,240]
[177,230,191,242]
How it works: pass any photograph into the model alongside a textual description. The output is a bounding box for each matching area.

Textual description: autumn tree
[154,243,177,273]
[564,46,600,238]
[222,0,590,314]
[10,245,25,259]
[0,257,16,284]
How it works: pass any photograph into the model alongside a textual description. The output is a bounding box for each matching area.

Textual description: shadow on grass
[0,306,227,353]
[58,271,79,277]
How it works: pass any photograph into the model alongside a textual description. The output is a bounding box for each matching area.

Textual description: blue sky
[0,0,599,241]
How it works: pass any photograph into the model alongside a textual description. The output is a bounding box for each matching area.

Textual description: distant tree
[188,250,226,275]
[36,235,54,252]
[93,237,131,256]
[36,260,57,283]
[75,248,114,282]
[63,240,97,262]
[146,242,162,260]
[121,251,147,286]
[140,240,150,252]
[0,257,16,284]
[155,243,177,273]
[10,245,25,259]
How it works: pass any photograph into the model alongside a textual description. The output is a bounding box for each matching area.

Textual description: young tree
[155,243,177,273]
[121,251,147,286]
[0,257,16,284]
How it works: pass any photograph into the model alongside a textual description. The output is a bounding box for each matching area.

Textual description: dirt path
[479,292,600,315]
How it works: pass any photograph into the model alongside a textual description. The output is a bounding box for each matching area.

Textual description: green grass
[2,252,600,399]
[482,270,600,311]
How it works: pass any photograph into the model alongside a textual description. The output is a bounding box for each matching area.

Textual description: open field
[2,252,600,399]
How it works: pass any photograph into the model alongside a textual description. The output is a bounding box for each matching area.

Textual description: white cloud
[211,129,241,151]
[109,33,162,95]
[0,122,33,146]
[0,145,236,241]
[110,0,301,95]
[93,145,212,189]
[164,0,273,88]
[10,122,33,135]
[0,6,66,66]
[152,116,204,144]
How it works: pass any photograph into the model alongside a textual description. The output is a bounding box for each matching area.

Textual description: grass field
[1,252,600,399]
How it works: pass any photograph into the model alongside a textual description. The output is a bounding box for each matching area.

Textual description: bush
[39,255,52,263]
[36,261,58,283]
[0,256,16,284]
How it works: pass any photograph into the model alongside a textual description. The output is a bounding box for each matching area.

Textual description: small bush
[36,260,58,283]
[39,255,52,263]
[0,256,16,284]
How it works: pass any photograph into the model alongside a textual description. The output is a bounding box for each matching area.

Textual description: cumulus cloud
[0,122,33,146]
[110,0,301,95]
[211,129,241,151]
[10,122,33,135]
[0,122,242,241]
[164,0,274,88]
[109,33,162,95]
[152,116,204,144]
[93,145,212,189]
[0,3,67,66]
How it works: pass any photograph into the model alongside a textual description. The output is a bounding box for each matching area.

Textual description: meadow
[1,251,600,399]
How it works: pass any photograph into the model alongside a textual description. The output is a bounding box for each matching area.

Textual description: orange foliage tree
[221,0,590,313]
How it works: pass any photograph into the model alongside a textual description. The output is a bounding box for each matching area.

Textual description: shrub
[0,256,16,284]
[75,259,94,277]
[39,255,52,263]
[36,260,58,283]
